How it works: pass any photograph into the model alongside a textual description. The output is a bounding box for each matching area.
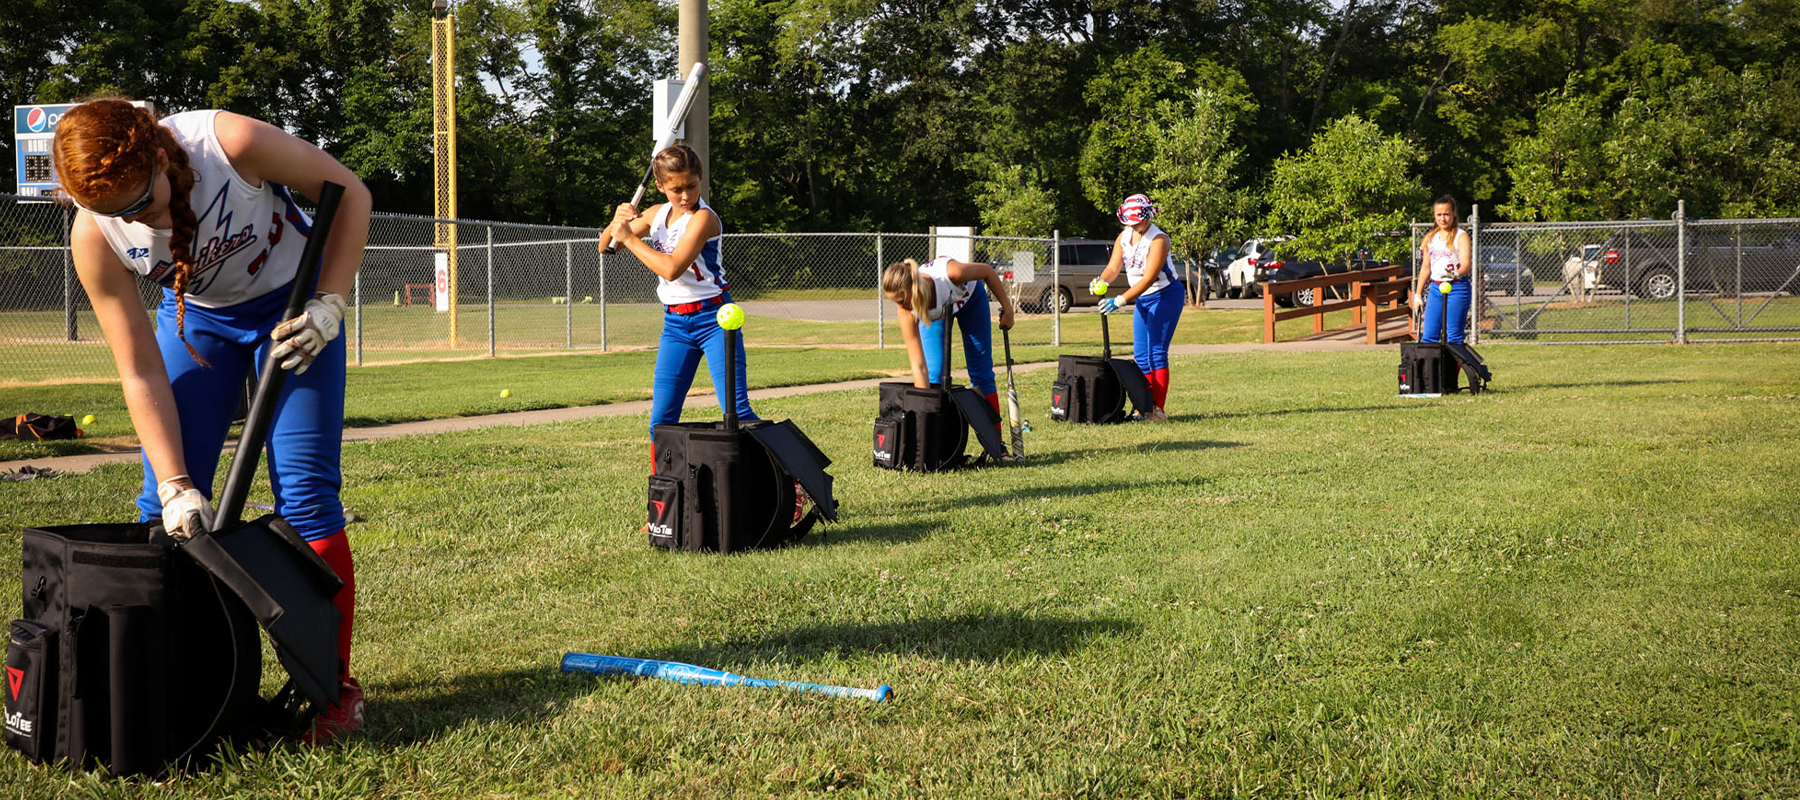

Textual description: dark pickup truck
[1594,227,1800,299]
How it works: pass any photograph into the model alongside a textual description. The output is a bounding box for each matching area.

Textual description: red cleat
[302,677,365,745]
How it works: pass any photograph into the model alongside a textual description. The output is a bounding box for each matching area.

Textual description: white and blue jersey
[1116,223,1178,297]
[91,110,313,309]
[649,198,725,305]
[1426,229,1464,282]
[918,256,974,319]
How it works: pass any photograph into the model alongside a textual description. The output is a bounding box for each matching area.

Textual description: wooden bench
[1261,264,1414,344]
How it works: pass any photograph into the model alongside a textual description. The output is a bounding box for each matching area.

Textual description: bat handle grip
[600,186,651,254]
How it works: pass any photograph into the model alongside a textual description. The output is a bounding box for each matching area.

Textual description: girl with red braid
[54,99,373,744]
[1095,193,1183,421]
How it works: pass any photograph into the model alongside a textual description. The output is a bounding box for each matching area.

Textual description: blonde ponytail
[882,258,941,320]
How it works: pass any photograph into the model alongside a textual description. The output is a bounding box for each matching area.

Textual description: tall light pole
[679,0,708,195]
[432,0,460,345]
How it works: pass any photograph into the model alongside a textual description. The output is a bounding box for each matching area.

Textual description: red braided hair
[53,99,207,366]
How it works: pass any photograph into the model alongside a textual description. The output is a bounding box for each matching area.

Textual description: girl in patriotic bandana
[1095,193,1184,422]
[881,255,1018,434]
[599,145,758,445]
[54,99,371,744]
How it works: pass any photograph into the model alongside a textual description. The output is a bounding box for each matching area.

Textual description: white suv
[1224,236,1293,299]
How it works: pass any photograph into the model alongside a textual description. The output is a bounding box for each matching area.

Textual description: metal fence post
[1676,199,1687,344]
[63,206,77,341]
[1052,229,1061,347]
[599,248,608,352]
[486,225,495,357]
[354,269,363,366]
[1468,205,1480,346]
[565,241,573,348]
[876,233,884,348]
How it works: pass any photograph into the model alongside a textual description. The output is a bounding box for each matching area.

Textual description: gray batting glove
[270,292,346,374]
[156,475,215,541]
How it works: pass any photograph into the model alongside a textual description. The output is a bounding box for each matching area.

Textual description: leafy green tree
[1144,85,1256,258]
[1604,66,1800,218]
[1076,44,1196,219]
[1263,114,1425,262]
[971,161,1058,237]
[1498,90,1607,221]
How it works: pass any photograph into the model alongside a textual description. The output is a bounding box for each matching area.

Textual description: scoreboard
[14,101,155,197]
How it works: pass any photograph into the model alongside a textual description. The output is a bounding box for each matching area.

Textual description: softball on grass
[716,302,745,331]
[1089,278,1109,296]
[81,414,96,426]
[500,389,512,398]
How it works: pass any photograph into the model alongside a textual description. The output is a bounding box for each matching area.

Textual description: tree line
[5,0,1798,261]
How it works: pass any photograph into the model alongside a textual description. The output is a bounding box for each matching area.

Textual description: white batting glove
[156,475,215,541]
[270,292,346,374]
[1098,297,1123,315]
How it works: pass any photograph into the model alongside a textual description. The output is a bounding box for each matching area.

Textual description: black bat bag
[6,517,340,776]
[649,420,838,554]
[1052,355,1152,424]
[1398,343,1463,395]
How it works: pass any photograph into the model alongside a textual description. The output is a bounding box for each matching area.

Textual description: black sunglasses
[72,167,159,218]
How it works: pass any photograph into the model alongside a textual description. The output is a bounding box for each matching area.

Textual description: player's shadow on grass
[911,473,1220,513]
[647,611,1134,666]
[1006,438,1244,467]
[368,612,1132,745]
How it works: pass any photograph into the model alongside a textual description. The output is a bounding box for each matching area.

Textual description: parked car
[1224,236,1293,299]
[1585,227,1800,300]
[1009,239,1114,312]
[1183,249,1230,303]
[1476,245,1533,296]
[1255,250,1393,308]
[1561,243,1603,298]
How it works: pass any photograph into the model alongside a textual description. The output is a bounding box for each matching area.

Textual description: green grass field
[1,344,1797,797]
[0,305,1355,461]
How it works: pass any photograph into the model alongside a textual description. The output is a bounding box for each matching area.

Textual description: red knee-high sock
[308,530,356,678]
[1149,368,1170,409]
[985,392,1003,430]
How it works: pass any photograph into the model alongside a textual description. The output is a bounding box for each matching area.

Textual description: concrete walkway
[1,340,1382,476]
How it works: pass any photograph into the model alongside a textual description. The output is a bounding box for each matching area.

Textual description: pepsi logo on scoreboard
[15,103,76,136]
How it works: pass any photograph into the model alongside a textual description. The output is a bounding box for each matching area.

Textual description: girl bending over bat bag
[1095,193,1184,421]
[882,255,1018,438]
[55,99,371,744]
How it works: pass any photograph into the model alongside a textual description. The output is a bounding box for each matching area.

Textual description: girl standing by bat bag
[1095,193,1183,421]
[1413,195,1473,344]
[881,254,1017,441]
[600,146,792,506]
[54,99,372,744]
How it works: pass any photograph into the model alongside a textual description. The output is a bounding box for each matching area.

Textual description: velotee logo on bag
[650,500,667,520]
[5,665,20,702]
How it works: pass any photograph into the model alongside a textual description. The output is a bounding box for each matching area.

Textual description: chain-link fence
[1414,205,1800,343]
[0,195,1076,383]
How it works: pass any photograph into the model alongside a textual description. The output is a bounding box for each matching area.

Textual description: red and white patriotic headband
[1116,193,1158,225]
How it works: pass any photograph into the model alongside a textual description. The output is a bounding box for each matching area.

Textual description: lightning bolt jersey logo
[146,183,259,294]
